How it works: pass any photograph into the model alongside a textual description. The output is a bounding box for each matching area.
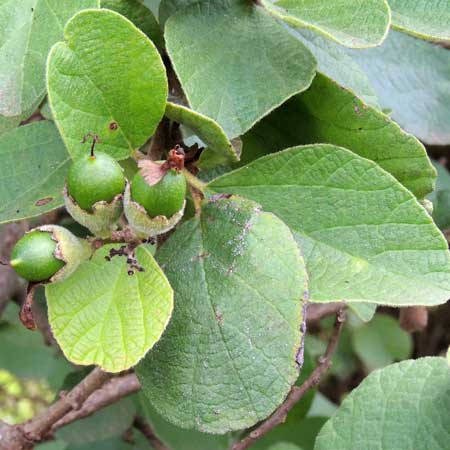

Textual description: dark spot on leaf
[109,122,118,130]
[16,210,20,213]
[35,197,53,207]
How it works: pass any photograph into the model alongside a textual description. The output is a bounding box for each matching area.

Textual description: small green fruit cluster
[64,146,186,238]
[10,145,187,284]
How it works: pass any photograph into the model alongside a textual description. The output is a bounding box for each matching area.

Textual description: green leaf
[314,358,450,450]
[45,244,173,373]
[0,121,70,224]
[251,417,328,450]
[0,0,98,122]
[47,9,168,160]
[351,314,412,371]
[388,0,450,41]
[262,0,390,48]
[100,0,164,49]
[138,196,307,433]
[65,439,140,450]
[209,144,450,306]
[35,443,68,450]
[0,303,72,384]
[350,31,450,145]
[165,0,316,138]
[427,161,450,230]
[254,73,435,199]
[289,28,379,108]
[348,302,377,322]
[165,102,240,168]
[158,0,196,24]
[140,395,231,450]
[56,398,135,443]
[268,444,303,450]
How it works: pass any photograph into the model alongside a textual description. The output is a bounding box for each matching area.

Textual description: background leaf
[314,358,450,450]
[209,145,450,306]
[47,9,168,160]
[289,28,379,108]
[263,0,390,48]
[351,313,412,371]
[427,160,450,230]
[56,398,135,443]
[350,31,450,145]
[45,244,173,373]
[164,0,316,138]
[240,73,434,199]
[0,303,72,387]
[138,196,307,433]
[0,0,98,123]
[388,0,450,41]
[100,0,164,49]
[0,121,70,224]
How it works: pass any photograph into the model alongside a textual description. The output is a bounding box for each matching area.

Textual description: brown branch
[231,309,347,450]
[134,415,170,450]
[23,367,111,441]
[53,373,141,430]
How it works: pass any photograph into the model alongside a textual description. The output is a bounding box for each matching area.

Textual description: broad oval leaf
[209,145,450,306]
[0,121,70,224]
[0,0,98,122]
[45,244,173,373]
[165,0,316,138]
[47,9,168,160]
[165,101,240,169]
[263,0,390,48]
[350,31,450,146]
[388,0,450,41]
[238,74,435,199]
[295,74,435,199]
[315,358,450,450]
[138,196,307,433]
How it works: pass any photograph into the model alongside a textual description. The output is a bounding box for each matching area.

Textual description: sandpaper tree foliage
[0,1,449,449]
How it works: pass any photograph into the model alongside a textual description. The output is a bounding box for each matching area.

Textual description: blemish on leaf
[109,121,118,130]
[35,197,53,207]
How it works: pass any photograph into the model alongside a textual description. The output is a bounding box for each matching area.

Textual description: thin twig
[306,302,346,323]
[231,310,347,450]
[134,415,170,450]
[53,373,141,430]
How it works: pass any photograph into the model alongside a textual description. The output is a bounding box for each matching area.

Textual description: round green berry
[67,152,125,211]
[131,169,186,218]
[10,230,65,282]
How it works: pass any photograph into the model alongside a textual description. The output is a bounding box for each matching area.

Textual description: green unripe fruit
[67,152,125,211]
[131,169,186,218]
[10,230,64,282]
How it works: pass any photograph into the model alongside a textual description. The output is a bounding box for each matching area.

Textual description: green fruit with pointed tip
[10,230,65,282]
[67,152,126,211]
[131,169,186,218]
